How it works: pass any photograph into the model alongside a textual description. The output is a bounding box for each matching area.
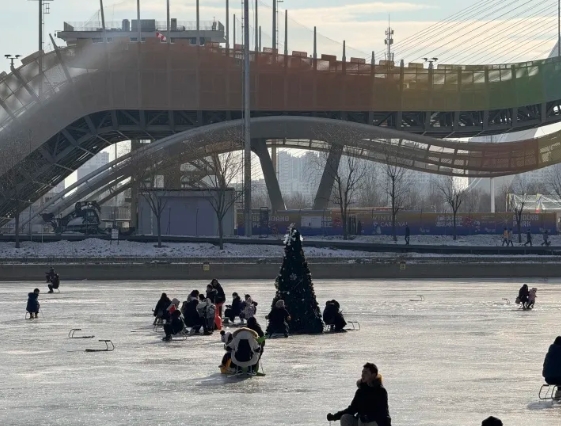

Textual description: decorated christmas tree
[271,225,324,334]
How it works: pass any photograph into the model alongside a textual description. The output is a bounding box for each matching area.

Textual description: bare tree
[315,145,367,240]
[285,192,310,209]
[548,164,561,200]
[130,152,181,248]
[436,176,468,240]
[356,165,382,207]
[509,176,532,243]
[202,147,244,249]
[496,183,511,213]
[383,147,410,242]
[0,130,41,248]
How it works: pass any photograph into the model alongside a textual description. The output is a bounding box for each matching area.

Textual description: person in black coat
[323,299,348,332]
[518,284,530,308]
[404,224,410,245]
[26,288,41,319]
[211,278,226,317]
[181,296,200,328]
[206,284,218,304]
[481,417,502,426]
[224,292,243,323]
[266,299,291,338]
[327,363,391,426]
[543,336,561,402]
[162,310,185,341]
[153,293,171,323]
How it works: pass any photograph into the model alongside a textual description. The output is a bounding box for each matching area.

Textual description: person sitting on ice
[162,309,185,342]
[187,290,199,303]
[167,298,180,316]
[196,294,216,335]
[481,416,502,426]
[46,267,56,283]
[226,327,262,374]
[323,299,348,332]
[528,287,537,309]
[224,292,243,324]
[327,363,391,426]
[239,294,258,323]
[517,284,530,308]
[543,336,561,400]
[266,299,291,338]
[219,331,235,373]
[182,294,200,329]
[153,293,171,324]
[26,288,41,319]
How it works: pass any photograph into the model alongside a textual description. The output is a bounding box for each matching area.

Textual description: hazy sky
[1,0,558,74]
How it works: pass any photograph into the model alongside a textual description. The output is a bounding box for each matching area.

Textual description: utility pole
[226,0,229,50]
[243,0,252,236]
[166,0,171,44]
[5,55,21,70]
[99,0,107,43]
[136,0,141,42]
[272,0,276,52]
[490,134,495,213]
[255,0,258,52]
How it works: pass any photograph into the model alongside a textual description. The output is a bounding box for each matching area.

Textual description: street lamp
[4,54,21,69]
[423,57,438,68]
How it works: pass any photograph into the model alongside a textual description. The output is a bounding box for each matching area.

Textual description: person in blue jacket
[26,288,41,319]
[543,336,561,400]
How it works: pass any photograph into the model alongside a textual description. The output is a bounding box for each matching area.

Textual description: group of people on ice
[516,284,537,310]
[25,268,62,318]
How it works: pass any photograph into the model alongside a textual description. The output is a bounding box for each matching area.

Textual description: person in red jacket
[327,363,391,426]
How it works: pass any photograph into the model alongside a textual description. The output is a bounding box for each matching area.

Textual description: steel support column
[313,144,343,210]
[252,139,286,212]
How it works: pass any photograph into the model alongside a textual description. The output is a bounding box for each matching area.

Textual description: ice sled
[85,340,115,352]
[323,321,361,332]
[539,384,559,401]
[68,328,95,339]
[409,295,424,302]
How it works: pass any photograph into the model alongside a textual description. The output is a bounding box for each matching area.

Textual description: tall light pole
[243,0,252,236]
[5,55,21,70]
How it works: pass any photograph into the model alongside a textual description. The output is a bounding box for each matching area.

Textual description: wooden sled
[85,340,115,352]
[68,329,95,339]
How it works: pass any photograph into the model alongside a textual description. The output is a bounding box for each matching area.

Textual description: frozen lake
[1,278,560,425]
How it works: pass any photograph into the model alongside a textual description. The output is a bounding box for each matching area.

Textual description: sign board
[399,261,406,270]
[203,262,210,272]
[111,228,119,240]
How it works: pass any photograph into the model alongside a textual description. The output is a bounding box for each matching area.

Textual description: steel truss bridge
[2,38,561,224]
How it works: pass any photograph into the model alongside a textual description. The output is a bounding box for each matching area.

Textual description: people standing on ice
[226,327,262,374]
[404,224,410,245]
[524,229,532,246]
[211,279,226,315]
[266,299,291,338]
[187,290,199,302]
[517,284,530,308]
[196,294,216,335]
[528,287,537,309]
[542,336,561,400]
[153,293,171,324]
[327,363,391,426]
[162,309,185,341]
[481,417,503,426]
[542,229,551,246]
[323,300,348,332]
[224,292,243,324]
[240,294,258,323]
[26,288,41,319]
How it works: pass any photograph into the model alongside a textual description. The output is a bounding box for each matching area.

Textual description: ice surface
[1,279,560,425]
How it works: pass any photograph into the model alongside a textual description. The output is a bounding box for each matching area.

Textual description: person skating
[327,363,391,426]
[323,299,348,332]
[26,288,41,319]
[162,309,185,341]
[266,299,291,338]
[543,336,561,400]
